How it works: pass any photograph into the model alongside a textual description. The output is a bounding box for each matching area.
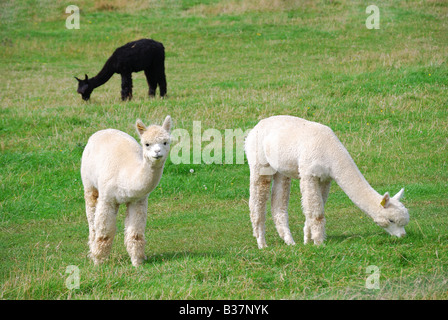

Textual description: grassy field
[0,0,447,300]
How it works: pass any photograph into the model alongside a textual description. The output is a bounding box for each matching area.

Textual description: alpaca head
[75,74,93,101]
[374,188,409,237]
[136,116,172,164]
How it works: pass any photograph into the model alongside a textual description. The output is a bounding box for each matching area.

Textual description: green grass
[1,0,447,299]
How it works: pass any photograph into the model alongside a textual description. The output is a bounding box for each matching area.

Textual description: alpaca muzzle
[385,225,406,238]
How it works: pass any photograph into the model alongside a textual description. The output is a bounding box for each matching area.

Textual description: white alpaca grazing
[81,116,172,266]
[245,115,409,249]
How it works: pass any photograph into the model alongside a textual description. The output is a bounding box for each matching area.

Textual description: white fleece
[245,115,409,248]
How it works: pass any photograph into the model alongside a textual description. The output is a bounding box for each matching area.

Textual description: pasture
[0,0,447,299]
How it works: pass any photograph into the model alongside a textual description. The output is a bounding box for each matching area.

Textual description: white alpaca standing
[245,115,409,249]
[81,116,172,266]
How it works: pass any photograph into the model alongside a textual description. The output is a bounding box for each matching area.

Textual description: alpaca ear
[380,192,390,208]
[392,188,405,201]
[74,76,81,82]
[85,74,89,80]
[136,119,147,136]
[162,115,172,133]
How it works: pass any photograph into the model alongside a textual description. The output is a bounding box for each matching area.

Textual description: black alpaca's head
[75,74,93,101]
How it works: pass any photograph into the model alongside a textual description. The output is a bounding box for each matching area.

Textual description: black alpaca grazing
[75,39,167,101]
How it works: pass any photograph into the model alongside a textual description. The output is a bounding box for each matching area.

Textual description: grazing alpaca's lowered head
[81,116,172,266]
[244,115,409,249]
[75,38,167,101]
[75,74,93,101]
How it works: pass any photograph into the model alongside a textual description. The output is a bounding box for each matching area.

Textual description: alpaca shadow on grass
[324,230,413,245]
[145,251,225,265]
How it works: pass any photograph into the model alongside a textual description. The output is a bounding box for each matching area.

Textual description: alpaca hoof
[92,257,105,265]
[257,238,267,249]
[131,255,146,267]
[283,235,295,246]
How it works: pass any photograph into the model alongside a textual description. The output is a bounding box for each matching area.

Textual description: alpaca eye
[145,143,150,147]
[388,219,394,223]
[163,142,167,145]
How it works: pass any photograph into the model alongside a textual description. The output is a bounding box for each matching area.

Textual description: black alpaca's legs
[144,69,157,98]
[120,73,133,101]
[158,70,167,98]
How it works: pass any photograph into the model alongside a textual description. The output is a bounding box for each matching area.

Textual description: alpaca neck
[332,147,382,219]
[89,58,115,89]
[133,158,165,194]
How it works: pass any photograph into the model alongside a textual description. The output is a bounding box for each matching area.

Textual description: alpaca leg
[249,172,272,249]
[320,180,331,206]
[271,173,295,246]
[157,66,167,97]
[124,198,148,267]
[121,73,133,101]
[300,176,326,245]
[84,187,98,251]
[144,69,157,97]
[90,199,119,265]
[303,218,312,244]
